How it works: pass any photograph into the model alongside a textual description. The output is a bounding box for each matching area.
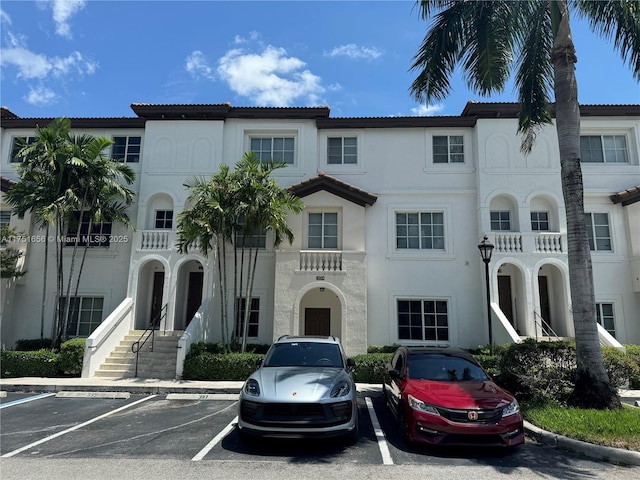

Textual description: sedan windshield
[408,354,489,382]
[264,342,343,368]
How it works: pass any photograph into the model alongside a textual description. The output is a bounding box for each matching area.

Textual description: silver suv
[237,335,358,443]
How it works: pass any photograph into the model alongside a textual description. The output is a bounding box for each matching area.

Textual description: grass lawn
[523,405,640,452]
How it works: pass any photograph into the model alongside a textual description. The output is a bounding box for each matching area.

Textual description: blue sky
[1,0,638,119]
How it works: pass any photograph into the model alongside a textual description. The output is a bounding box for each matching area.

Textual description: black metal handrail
[132,303,168,377]
[534,310,560,340]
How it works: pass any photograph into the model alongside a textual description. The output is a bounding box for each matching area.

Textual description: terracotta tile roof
[610,185,640,206]
[288,173,377,207]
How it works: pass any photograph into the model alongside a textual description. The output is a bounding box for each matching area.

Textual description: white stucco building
[1,102,638,378]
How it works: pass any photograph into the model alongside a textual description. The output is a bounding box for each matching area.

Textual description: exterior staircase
[93,330,183,379]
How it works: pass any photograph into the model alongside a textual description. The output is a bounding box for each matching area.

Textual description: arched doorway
[536,263,570,337]
[496,262,527,335]
[175,259,204,330]
[299,285,342,338]
[135,259,167,330]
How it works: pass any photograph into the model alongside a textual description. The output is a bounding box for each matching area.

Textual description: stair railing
[131,303,168,377]
[534,310,560,340]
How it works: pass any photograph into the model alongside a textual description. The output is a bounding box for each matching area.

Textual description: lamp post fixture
[478,235,495,354]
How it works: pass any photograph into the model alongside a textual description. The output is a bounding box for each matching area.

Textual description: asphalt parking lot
[0,390,629,469]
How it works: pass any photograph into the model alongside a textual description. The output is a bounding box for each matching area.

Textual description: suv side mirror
[346,358,356,370]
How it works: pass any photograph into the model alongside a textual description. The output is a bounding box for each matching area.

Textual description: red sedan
[382,346,524,447]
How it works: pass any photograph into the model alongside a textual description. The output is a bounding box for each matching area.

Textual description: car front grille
[241,400,353,428]
[435,406,503,424]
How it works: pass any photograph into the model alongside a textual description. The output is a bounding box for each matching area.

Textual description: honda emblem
[468,411,479,421]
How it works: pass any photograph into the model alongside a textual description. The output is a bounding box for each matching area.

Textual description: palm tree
[233,153,303,352]
[177,166,236,352]
[409,0,639,409]
[5,118,74,341]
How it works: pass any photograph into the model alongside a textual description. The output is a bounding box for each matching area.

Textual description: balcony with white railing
[135,230,200,252]
[299,250,343,272]
[490,232,565,255]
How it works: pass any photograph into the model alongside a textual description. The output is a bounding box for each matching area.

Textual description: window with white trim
[112,136,141,163]
[10,136,36,163]
[250,136,295,164]
[327,137,357,164]
[433,135,464,163]
[580,135,628,163]
[531,211,550,231]
[490,211,511,231]
[235,297,260,338]
[155,210,173,229]
[66,212,112,247]
[596,303,615,337]
[398,299,449,341]
[63,296,104,337]
[396,212,444,250]
[236,214,267,249]
[308,212,338,249]
[585,213,611,251]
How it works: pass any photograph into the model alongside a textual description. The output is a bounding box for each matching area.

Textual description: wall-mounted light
[319,287,325,292]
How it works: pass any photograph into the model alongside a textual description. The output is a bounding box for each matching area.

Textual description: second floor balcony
[490,232,565,254]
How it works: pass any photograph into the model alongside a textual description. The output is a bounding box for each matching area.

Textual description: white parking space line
[1,394,156,458]
[0,393,55,409]
[56,391,130,399]
[191,415,238,461]
[166,393,238,401]
[365,396,393,465]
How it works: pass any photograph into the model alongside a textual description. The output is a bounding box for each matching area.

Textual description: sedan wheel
[398,407,411,444]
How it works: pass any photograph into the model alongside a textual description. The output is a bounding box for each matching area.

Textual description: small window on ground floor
[397,299,449,341]
[62,296,104,337]
[596,303,615,338]
[235,297,260,338]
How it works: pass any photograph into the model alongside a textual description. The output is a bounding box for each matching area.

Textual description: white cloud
[185,51,215,80]
[50,0,86,38]
[0,8,11,26]
[217,45,324,106]
[0,47,97,79]
[411,104,444,116]
[234,31,260,45]
[24,85,58,106]
[325,44,383,60]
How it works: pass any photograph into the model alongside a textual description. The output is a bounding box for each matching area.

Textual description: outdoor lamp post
[478,235,495,354]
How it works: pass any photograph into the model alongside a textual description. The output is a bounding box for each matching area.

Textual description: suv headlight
[408,394,440,415]
[244,378,260,397]
[330,380,351,398]
[502,399,520,417]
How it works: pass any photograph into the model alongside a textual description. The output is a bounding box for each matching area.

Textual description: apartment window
[0,210,10,229]
[308,212,338,249]
[596,303,616,338]
[531,211,550,231]
[235,297,260,338]
[433,135,464,164]
[580,135,629,163]
[63,296,104,337]
[490,211,511,231]
[250,137,294,164]
[327,137,357,165]
[236,215,267,249]
[398,299,449,341]
[396,212,444,250]
[10,136,36,163]
[585,213,611,251]
[112,136,141,163]
[155,210,173,229]
[66,212,112,247]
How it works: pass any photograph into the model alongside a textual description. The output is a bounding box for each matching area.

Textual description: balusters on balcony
[490,232,564,254]
[534,233,563,253]
[299,250,343,271]
[493,233,523,253]
[139,231,170,250]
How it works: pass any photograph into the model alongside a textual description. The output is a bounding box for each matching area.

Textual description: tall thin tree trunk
[551,1,620,409]
[40,224,49,339]
[241,245,259,353]
[62,200,88,342]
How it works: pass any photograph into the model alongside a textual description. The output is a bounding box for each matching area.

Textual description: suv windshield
[408,354,489,382]
[264,342,343,368]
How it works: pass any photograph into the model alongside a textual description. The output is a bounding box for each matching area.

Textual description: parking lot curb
[524,420,640,466]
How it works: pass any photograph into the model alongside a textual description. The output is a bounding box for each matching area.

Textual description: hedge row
[0,338,86,378]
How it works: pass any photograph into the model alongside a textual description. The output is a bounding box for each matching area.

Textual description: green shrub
[624,345,640,389]
[1,350,59,378]
[352,353,393,383]
[58,338,86,376]
[182,351,263,380]
[14,338,53,351]
[367,345,400,354]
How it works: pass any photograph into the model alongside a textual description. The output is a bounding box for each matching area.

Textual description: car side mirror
[346,358,356,370]
[389,369,403,380]
[255,358,263,369]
